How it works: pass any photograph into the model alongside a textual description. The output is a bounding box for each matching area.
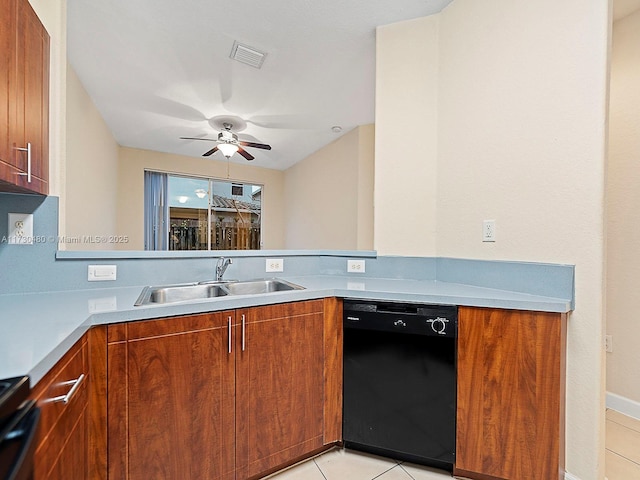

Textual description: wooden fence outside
[169,221,260,250]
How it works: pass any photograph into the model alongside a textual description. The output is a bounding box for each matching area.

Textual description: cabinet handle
[15,143,32,183]
[47,373,85,404]
[227,316,232,354]
[241,314,246,351]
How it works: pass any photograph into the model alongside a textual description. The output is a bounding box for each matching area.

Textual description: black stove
[0,377,30,425]
[0,376,40,480]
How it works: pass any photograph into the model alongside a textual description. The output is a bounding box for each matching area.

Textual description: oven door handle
[0,400,41,480]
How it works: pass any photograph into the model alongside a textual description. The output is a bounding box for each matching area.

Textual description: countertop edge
[21,280,571,388]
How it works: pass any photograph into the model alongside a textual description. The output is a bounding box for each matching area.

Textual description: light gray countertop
[0,274,571,386]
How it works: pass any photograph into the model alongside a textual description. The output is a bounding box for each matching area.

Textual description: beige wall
[283,125,374,250]
[607,10,640,405]
[117,148,286,250]
[375,2,610,479]
[357,125,375,250]
[375,16,439,256]
[64,64,120,249]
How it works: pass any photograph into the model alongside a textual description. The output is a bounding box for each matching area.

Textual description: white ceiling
[67,0,453,170]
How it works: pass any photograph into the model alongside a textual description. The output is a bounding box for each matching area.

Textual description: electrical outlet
[483,220,496,242]
[605,335,613,353]
[266,258,284,273]
[347,259,366,273]
[8,213,34,244]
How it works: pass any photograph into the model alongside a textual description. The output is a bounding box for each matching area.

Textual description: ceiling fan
[180,123,271,161]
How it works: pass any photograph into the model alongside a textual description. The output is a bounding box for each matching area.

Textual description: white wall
[65,64,120,249]
[283,125,374,250]
[375,1,610,479]
[607,9,640,406]
[117,147,286,250]
[375,16,440,256]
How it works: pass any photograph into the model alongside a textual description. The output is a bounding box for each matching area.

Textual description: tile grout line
[606,447,640,468]
[370,462,406,480]
[399,464,418,480]
[312,458,328,480]
[607,418,640,436]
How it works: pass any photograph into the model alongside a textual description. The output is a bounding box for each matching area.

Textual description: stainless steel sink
[135,279,304,306]
[221,279,304,296]
[135,283,228,306]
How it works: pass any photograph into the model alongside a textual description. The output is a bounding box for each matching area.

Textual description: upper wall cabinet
[0,0,50,195]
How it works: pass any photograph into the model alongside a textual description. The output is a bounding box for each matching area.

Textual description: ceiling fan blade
[237,147,255,161]
[203,146,219,157]
[238,141,271,150]
[180,136,217,142]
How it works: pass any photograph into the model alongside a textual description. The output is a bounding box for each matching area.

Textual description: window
[231,183,244,196]
[144,171,262,251]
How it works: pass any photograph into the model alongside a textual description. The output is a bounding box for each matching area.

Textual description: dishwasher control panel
[343,300,457,338]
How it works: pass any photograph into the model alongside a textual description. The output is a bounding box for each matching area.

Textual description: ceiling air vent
[230,41,267,69]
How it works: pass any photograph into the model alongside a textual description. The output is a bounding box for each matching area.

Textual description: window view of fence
[145,172,262,251]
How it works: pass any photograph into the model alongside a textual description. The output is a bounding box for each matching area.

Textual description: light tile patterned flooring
[263,449,451,480]
[606,409,640,480]
[264,409,640,480]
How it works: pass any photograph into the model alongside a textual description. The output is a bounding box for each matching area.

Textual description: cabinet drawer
[31,336,88,479]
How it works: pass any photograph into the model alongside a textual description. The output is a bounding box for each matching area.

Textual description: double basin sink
[135,278,305,306]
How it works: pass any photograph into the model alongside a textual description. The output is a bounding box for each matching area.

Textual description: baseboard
[564,472,581,480]
[606,391,640,420]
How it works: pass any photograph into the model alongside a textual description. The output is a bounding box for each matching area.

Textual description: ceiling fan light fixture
[218,143,239,158]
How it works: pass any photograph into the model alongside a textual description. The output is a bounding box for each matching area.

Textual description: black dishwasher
[343,299,457,471]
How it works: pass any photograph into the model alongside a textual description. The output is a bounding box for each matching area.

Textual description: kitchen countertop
[0,274,572,386]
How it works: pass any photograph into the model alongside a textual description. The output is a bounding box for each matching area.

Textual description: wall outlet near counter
[266,258,284,273]
[8,213,34,244]
[483,220,496,242]
[347,259,366,273]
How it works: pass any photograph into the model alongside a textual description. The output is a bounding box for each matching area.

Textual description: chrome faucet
[216,257,233,282]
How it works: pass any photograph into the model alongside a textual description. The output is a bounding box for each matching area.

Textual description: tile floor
[263,449,451,480]
[606,409,640,480]
[264,409,640,480]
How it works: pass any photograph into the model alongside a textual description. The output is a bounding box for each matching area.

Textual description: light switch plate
[347,259,366,273]
[88,265,117,281]
[266,258,284,273]
[8,213,34,245]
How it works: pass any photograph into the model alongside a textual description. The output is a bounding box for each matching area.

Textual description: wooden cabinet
[106,311,235,480]
[235,301,325,479]
[98,298,342,480]
[31,335,89,480]
[455,307,567,480]
[0,0,49,195]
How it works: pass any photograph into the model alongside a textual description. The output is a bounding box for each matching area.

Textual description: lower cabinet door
[235,301,325,479]
[455,307,566,480]
[107,312,235,480]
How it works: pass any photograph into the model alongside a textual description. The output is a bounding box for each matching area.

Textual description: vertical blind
[144,171,169,250]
